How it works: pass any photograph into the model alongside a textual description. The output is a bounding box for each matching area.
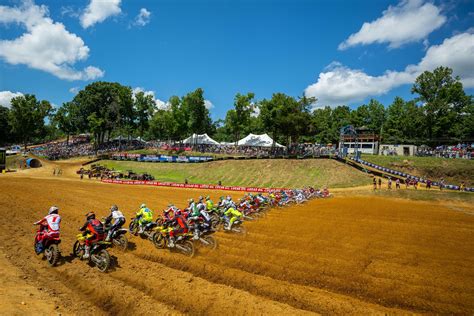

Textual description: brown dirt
[0,159,473,315]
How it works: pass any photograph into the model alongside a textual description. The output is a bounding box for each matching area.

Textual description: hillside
[99,158,372,188]
[361,154,474,186]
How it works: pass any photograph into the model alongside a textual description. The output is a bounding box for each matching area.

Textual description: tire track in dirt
[1,176,473,314]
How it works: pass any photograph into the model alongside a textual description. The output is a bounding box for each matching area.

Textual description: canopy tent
[182,133,220,145]
[236,133,285,147]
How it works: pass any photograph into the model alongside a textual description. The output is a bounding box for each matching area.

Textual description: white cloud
[0,91,24,108]
[69,87,80,94]
[0,1,104,81]
[339,0,446,50]
[133,8,151,27]
[80,0,121,29]
[132,87,169,110]
[306,32,474,106]
[204,100,214,110]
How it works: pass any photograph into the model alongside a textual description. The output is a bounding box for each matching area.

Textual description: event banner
[101,179,288,192]
[111,153,213,163]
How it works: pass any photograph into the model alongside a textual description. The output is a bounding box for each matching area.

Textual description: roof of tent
[182,133,220,145]
[236,133,285,147]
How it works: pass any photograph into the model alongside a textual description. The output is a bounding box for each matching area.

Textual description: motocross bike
[187,217,218,250]
[219,216,247,235]
[34,226,61,267]
[151,226,195,257]
[72,233,112,273]
[102,218,128,251]
[129,217,157,240]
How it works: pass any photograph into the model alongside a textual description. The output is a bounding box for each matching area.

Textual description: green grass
[6,154,23,169]
[361,154,474,186]
[98,159,372,189]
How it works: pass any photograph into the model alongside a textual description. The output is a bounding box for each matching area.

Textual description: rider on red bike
[166,209,188,248]
[34,206,61,254]
[79,212,105,258]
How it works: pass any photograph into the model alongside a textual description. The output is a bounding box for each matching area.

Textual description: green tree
[53,102,77,144]
[0,106,12,145]
[134,91,155,138]
[181,88,212,136]
[8,94,52,149]
[411,66,471,141]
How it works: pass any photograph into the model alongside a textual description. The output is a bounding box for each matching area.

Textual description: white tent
[182,133,219,145]
[236,133,285,147]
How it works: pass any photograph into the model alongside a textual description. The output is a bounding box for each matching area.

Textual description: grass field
[99,158,372,188]
[361,154,474,186]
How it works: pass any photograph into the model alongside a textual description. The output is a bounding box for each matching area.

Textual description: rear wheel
[45,244,60,267]
[201,235,217,250]
[94,249,111,272]
[113,235,128,252]
[179,240,195,258]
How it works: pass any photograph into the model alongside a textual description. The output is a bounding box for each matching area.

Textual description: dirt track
[0,161,473,315]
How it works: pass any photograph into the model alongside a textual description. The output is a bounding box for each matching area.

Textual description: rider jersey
[111,210,125,220]
[81,219,105,235]
[42,214,61,232]
[137,207,153,222]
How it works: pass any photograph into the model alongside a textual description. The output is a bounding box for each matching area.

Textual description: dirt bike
[219,216,247,235]
[187,218,218,250]
[102,219,128,251]
[151,226,195,257]
[34,226,61,267]
[72,233,112,273]
[129,217,157,240]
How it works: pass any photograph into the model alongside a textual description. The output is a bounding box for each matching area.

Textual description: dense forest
[1,67,473,148]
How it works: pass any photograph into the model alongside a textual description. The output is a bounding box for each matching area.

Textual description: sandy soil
[0,159,473,315]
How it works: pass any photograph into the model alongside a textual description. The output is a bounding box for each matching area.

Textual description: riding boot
[168,237,175,248]
[83,245,91,259]
[105,231,112,242]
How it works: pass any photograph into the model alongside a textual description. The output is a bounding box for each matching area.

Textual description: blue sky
[0,0,473,120]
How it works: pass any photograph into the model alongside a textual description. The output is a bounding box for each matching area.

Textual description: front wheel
[113,235,128,252]
[94,249,111,273]
[45,244,60,267]
[129,220,139,235]
[72,241,84,258]
[152,232,166,249]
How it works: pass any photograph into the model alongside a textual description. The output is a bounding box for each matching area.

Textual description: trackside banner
[101,179,288,192]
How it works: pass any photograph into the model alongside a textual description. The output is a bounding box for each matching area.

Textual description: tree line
[1,66,472,149]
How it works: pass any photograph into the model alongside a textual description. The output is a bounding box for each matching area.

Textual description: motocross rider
[167,209,188,248]
[79,211,105,259]
[189,197,212,240]
[34,206,61,253]
[136,203,153,234]
[223,203,243,231]
[104,205,126,242]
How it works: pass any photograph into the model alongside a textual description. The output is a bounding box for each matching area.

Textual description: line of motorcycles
[34,188,324,272]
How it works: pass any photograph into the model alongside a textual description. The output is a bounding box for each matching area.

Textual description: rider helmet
[85,211,95,220]
[48,206,59,215]
[188,198,194,204]
[206,195,210,200]
[140,203,146,209]
[110,205,118,212]
[174,209,182,216]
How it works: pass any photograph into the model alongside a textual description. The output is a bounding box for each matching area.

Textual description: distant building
[379,144,417,156]
[339,127,379,155]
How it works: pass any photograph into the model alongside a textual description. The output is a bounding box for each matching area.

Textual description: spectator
[396,179,400,189]
[373,177,377,190]
[378,178,382,190]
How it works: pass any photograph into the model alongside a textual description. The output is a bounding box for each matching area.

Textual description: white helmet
[48,206,59,215]
[140,203,146,209]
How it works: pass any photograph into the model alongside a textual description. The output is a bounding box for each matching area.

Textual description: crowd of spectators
[31,138,145,160]
[416,144,473,159]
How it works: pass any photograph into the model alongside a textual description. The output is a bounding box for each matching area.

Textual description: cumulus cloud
[133,8,151,27]
[69,87,80,94]
[0,91,24,108]
[339,0,446,50]
[204,100,214,110]
[0,1,104,81]
[80,0,121,29]
[306,32,474,106]
[132,87,169,110]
